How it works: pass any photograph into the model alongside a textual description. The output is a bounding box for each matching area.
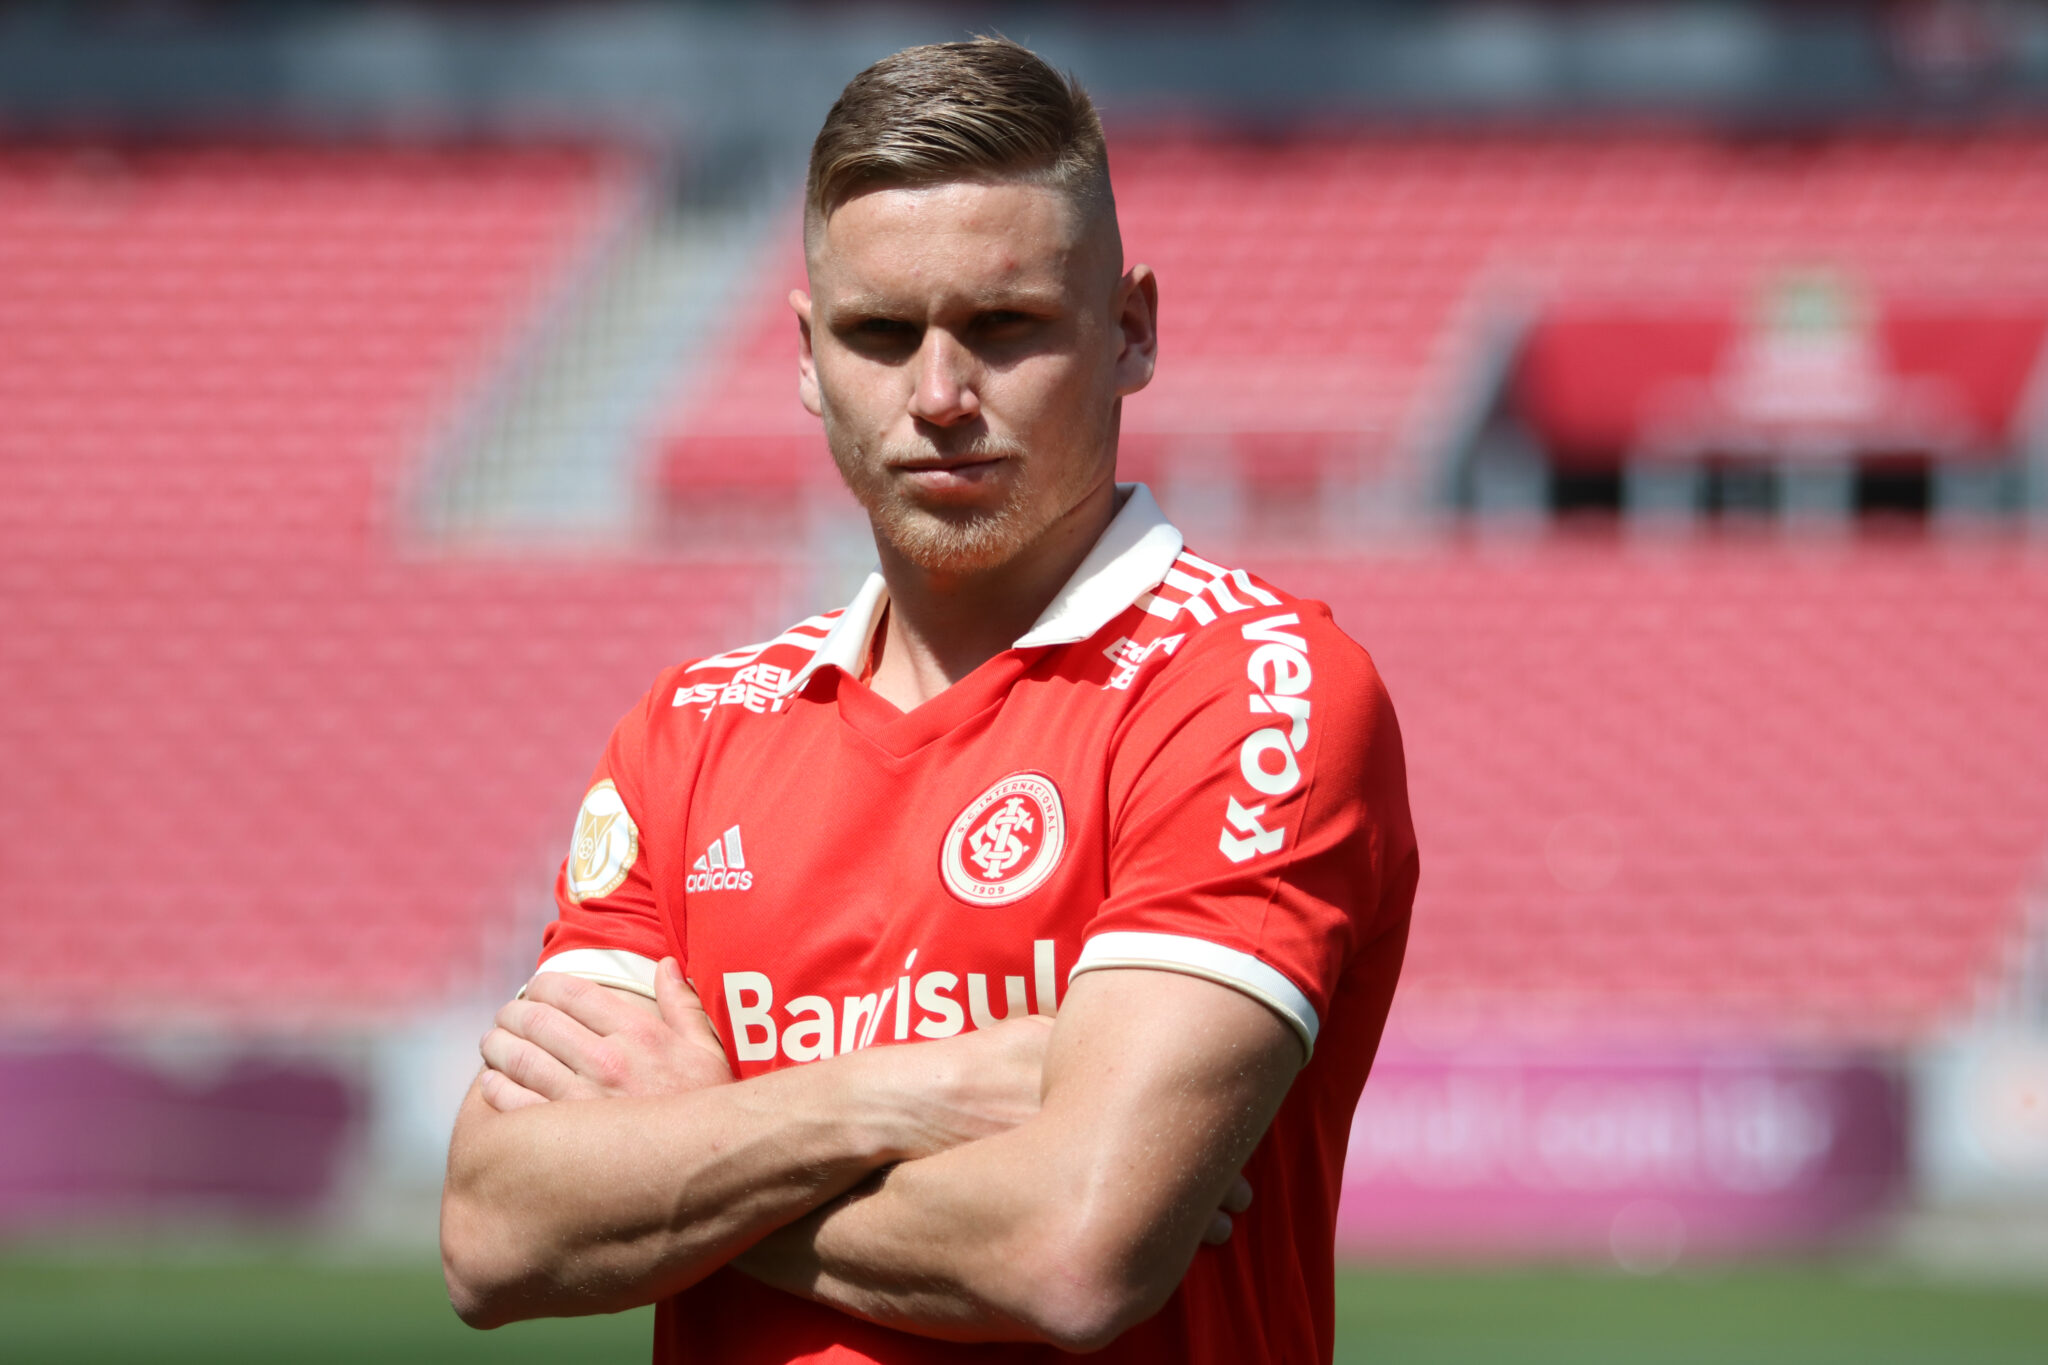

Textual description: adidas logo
[686,825,753,894]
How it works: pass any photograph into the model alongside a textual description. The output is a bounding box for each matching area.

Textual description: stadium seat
[0,141,806,1025]
[1269,536,2048,1045]
[7,132,2045,1050]
[653,128,2048,516]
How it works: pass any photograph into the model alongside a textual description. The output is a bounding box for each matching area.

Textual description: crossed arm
[441,957,1299,1350]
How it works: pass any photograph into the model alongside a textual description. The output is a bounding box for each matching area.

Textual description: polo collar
[786,482,1184,696]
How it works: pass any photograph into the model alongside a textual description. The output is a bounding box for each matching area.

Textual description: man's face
[793,177,1156,575]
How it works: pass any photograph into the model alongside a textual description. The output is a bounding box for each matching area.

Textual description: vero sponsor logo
[687,825,754,893]
[1219,612,1313,865]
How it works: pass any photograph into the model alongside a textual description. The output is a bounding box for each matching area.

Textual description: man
[442,36,1415,1363]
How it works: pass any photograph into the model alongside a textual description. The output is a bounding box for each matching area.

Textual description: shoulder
[1127,548,1385,703]
[648,609,844,724]
[1108,548,1404,801]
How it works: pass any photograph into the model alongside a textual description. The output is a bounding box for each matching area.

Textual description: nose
[907,329,980,428]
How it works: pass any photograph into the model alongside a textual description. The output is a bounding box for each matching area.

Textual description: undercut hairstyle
[805,36,1114,240]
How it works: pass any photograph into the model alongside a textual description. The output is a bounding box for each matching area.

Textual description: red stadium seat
[1268,536,2048,1047]
[7,132,2045,1049]
[0,141,806,1027]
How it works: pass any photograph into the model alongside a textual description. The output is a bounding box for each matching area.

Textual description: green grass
[2,1252,2044,1363]
[0,1253,651,1365]
[1330,1263,2048,1365]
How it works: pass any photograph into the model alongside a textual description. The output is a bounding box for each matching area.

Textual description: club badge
[940,771,1066,906]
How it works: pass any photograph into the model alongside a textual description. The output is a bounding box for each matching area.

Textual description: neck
[867,481,1119,711]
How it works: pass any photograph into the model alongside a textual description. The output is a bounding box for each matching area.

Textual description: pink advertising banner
[1336,1041,1909,1265]
[0,1048,358,1225]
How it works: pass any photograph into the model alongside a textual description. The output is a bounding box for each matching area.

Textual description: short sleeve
[534,686,673,999]
[1075,603,1412,1059]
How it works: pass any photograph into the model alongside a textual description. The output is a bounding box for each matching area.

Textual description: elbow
[443,1265,503,1332]
[440,1222,505,1329]
[1025,1294,1142,1356]
[1021,1276,1165,1355]
[442,1254,508,1332]
[1009,1220,1178,1354]
[442,1248,503,1330]
[439,1186,531,1330]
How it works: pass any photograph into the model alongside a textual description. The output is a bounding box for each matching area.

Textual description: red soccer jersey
[539,485,1417,1364]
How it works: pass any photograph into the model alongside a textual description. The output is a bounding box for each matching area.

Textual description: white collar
[786,482,1184,695]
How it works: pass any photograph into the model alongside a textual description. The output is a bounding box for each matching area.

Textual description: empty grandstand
[0,143,803,1025]
[649,123,2048,1052]
[662,127,2048,541]
[3,1,2045,1290]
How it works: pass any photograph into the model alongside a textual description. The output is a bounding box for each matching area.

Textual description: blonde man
[443,37,1415,1363]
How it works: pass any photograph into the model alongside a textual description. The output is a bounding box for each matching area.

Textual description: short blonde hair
[805,37,1112,236]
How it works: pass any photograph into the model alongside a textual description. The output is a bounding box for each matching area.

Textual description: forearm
[736,1128,1060,1344]
[442,1059,902,1327]
[737,1109,1238,1350]
[735,971,1296,1351]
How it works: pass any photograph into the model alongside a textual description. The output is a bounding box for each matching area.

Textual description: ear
[1111,264,1159,398]
[791,289,823,417]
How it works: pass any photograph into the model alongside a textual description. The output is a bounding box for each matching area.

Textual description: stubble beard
[828,425,1094,576]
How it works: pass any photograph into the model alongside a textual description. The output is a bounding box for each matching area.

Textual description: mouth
[887,452,1009,493]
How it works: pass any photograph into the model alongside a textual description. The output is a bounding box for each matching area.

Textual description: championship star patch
[567,779,639,903]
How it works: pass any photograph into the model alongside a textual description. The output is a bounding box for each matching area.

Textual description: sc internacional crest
[567,779,639,903]
[941,771,1066,906]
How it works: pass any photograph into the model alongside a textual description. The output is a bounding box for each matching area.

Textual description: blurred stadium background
[4,1,2048,1360]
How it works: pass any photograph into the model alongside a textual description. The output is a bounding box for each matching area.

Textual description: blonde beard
[827,425,1102,575]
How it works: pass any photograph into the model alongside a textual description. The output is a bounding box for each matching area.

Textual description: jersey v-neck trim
[825,649,1033,758]
[784,482,1185,701]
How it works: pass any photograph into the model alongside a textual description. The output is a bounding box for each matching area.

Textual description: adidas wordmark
[687,825,753,893]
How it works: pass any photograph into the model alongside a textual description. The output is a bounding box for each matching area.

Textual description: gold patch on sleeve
[567,779,639,903]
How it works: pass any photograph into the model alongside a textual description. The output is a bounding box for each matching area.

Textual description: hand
[865,1014,1054,1161]
[478,957,734,1112]
[1201,1174,1254,1246]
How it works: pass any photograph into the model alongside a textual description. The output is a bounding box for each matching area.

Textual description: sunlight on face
[798,178,1126,574]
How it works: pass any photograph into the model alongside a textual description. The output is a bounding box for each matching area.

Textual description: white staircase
[414,153,798,547]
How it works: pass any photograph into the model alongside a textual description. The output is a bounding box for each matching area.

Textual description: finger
[480,1025,584,1101]
[495,998,608,1074]
[478,1066,549,1113]
[655,957,712,1040]
[1222,1176,1253,1214]
[523,970,641,1037]
[657,957,738,1066]
[1202,1211,1233,1246]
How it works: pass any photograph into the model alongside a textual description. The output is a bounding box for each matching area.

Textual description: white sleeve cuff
[527,947,661,1000]
[1069,931,1320,1059]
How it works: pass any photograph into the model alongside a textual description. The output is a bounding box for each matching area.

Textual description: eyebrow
[827,287,1067,320]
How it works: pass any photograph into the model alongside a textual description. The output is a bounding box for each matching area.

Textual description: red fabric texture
[537,550,1416,1364]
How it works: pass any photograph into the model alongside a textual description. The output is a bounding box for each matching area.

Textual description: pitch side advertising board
[1338,1041,1910,1264]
